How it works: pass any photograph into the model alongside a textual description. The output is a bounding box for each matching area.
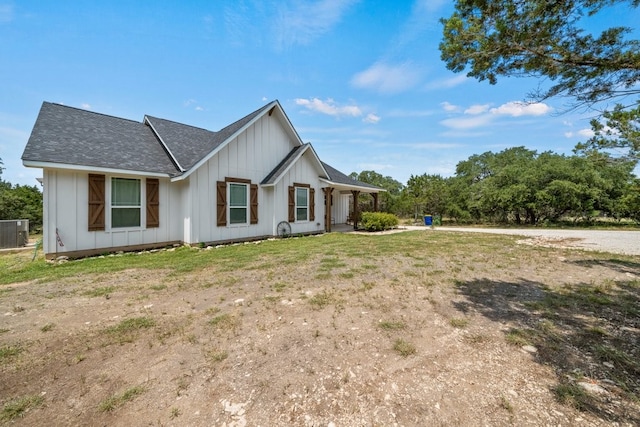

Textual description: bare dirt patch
[1,232,639,426]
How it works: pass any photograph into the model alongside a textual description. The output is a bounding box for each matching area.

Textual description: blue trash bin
[424,215,432,226]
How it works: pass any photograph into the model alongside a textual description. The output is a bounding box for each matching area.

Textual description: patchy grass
[98,385,146,412]
[393,339,416,357]
[308,290,339,309]
[0,345,23,361]
[449,317,469,328]
[2,231,639,425]
[0,395,44,422]
[104,316,156,344]
[208,313,240,333]
[83,286,114,298]
[378,320,406,331]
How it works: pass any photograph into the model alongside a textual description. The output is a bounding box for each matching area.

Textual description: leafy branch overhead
[439,0,640,107]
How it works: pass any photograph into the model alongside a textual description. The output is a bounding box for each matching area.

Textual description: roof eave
[318,178,386,193]
[22,160,172,178]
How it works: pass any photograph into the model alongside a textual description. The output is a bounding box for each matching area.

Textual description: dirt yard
[1,231,639,426]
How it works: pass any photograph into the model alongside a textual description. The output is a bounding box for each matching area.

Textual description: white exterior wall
[42,169,182,256]
[273,150,326,236]
[332,192,351,224]
[185,114,325,244]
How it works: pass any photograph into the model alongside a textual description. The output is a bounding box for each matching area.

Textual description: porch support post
[351,190,360,230]
[323,187,334,232]
[372,193,379,212]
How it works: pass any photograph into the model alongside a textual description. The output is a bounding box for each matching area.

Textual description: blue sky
[1,0,638,187]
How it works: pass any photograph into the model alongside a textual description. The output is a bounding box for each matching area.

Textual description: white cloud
[490,101,552,117]
[464,104,490,115]
[357,163,394,171]
[184,99,204,111]
[80,103,91,110]
[0,4,13,23]
[273,0,358,49]
[351,61,422,94]
[441,115,494,130]
[441,101,552,130]
[425,74,468,90]
[578,128,595,137]
[441,102,459,112]
[295,98,362,117]
[386,109,434,118]
[363,113,380,124]
[566,128,595,138]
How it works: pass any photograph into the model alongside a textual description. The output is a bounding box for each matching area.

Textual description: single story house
[22,100,383,259]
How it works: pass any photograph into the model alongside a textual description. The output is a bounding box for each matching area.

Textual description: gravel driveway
[429,226,640,256]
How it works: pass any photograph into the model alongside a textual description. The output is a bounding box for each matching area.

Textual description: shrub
[360,212,399,231]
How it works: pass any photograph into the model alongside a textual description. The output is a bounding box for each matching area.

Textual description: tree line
[349,0,639,226]
[0,158,43,232]
[351,147,639,225]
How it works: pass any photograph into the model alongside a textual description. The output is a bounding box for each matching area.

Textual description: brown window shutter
[88,174,105,231]
[288,185,295,222]
[146,178,160,228]
[250,184,258,224]
[310,188,315,221]
[217,181,227,226]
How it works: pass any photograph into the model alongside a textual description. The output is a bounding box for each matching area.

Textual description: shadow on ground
[453,263,640,424]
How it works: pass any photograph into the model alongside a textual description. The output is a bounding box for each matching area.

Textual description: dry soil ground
[1,231,639,426]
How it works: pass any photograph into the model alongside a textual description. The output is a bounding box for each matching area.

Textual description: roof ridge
[42,101,143,125]
[144,115,217,133]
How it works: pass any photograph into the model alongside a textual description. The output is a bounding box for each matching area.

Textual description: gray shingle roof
[145,102,273,172]
[22,102,180,176]
[22,101,382,193]
[261,144,307,185]
[321,162,382,191]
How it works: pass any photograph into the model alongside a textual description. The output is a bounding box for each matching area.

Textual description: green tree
[0,183,43,232]
[440,0,640,107]
[575,104,640,162]
[349,170,404,213]
[440,0,640,165]
[404,174,449,221]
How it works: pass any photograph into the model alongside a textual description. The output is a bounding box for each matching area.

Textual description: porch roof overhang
[318,178,386,193]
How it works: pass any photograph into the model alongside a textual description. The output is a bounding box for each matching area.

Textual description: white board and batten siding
[332,193,351,225]
[186,114,325,244]
[42,169,182,256]
[274,149,325,236]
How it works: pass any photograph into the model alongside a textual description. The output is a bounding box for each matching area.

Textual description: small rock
[522,345,537,354]
[234,298,245,306]
[578,381,607,394]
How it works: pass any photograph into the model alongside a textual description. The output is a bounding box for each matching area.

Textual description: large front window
[111,178,141,228]
[296,187,308,221]
[229,182,248,224]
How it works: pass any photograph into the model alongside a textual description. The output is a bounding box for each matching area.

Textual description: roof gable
[261,143,328,186]
[144,101,276,174]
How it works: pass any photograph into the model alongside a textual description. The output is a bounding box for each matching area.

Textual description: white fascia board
[272,100,306,146]
[144,116,185,172]
[305,143,329,178]
[261,144,311,188]
[318,178,387,193]
[172,101,283,182]
[22,161,170,178]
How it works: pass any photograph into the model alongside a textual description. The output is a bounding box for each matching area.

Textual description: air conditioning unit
[0,220,29,249]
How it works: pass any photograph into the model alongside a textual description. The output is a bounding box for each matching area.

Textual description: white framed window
[295,187,309,221]
[111,177,141,228]
[228,182,249,225]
